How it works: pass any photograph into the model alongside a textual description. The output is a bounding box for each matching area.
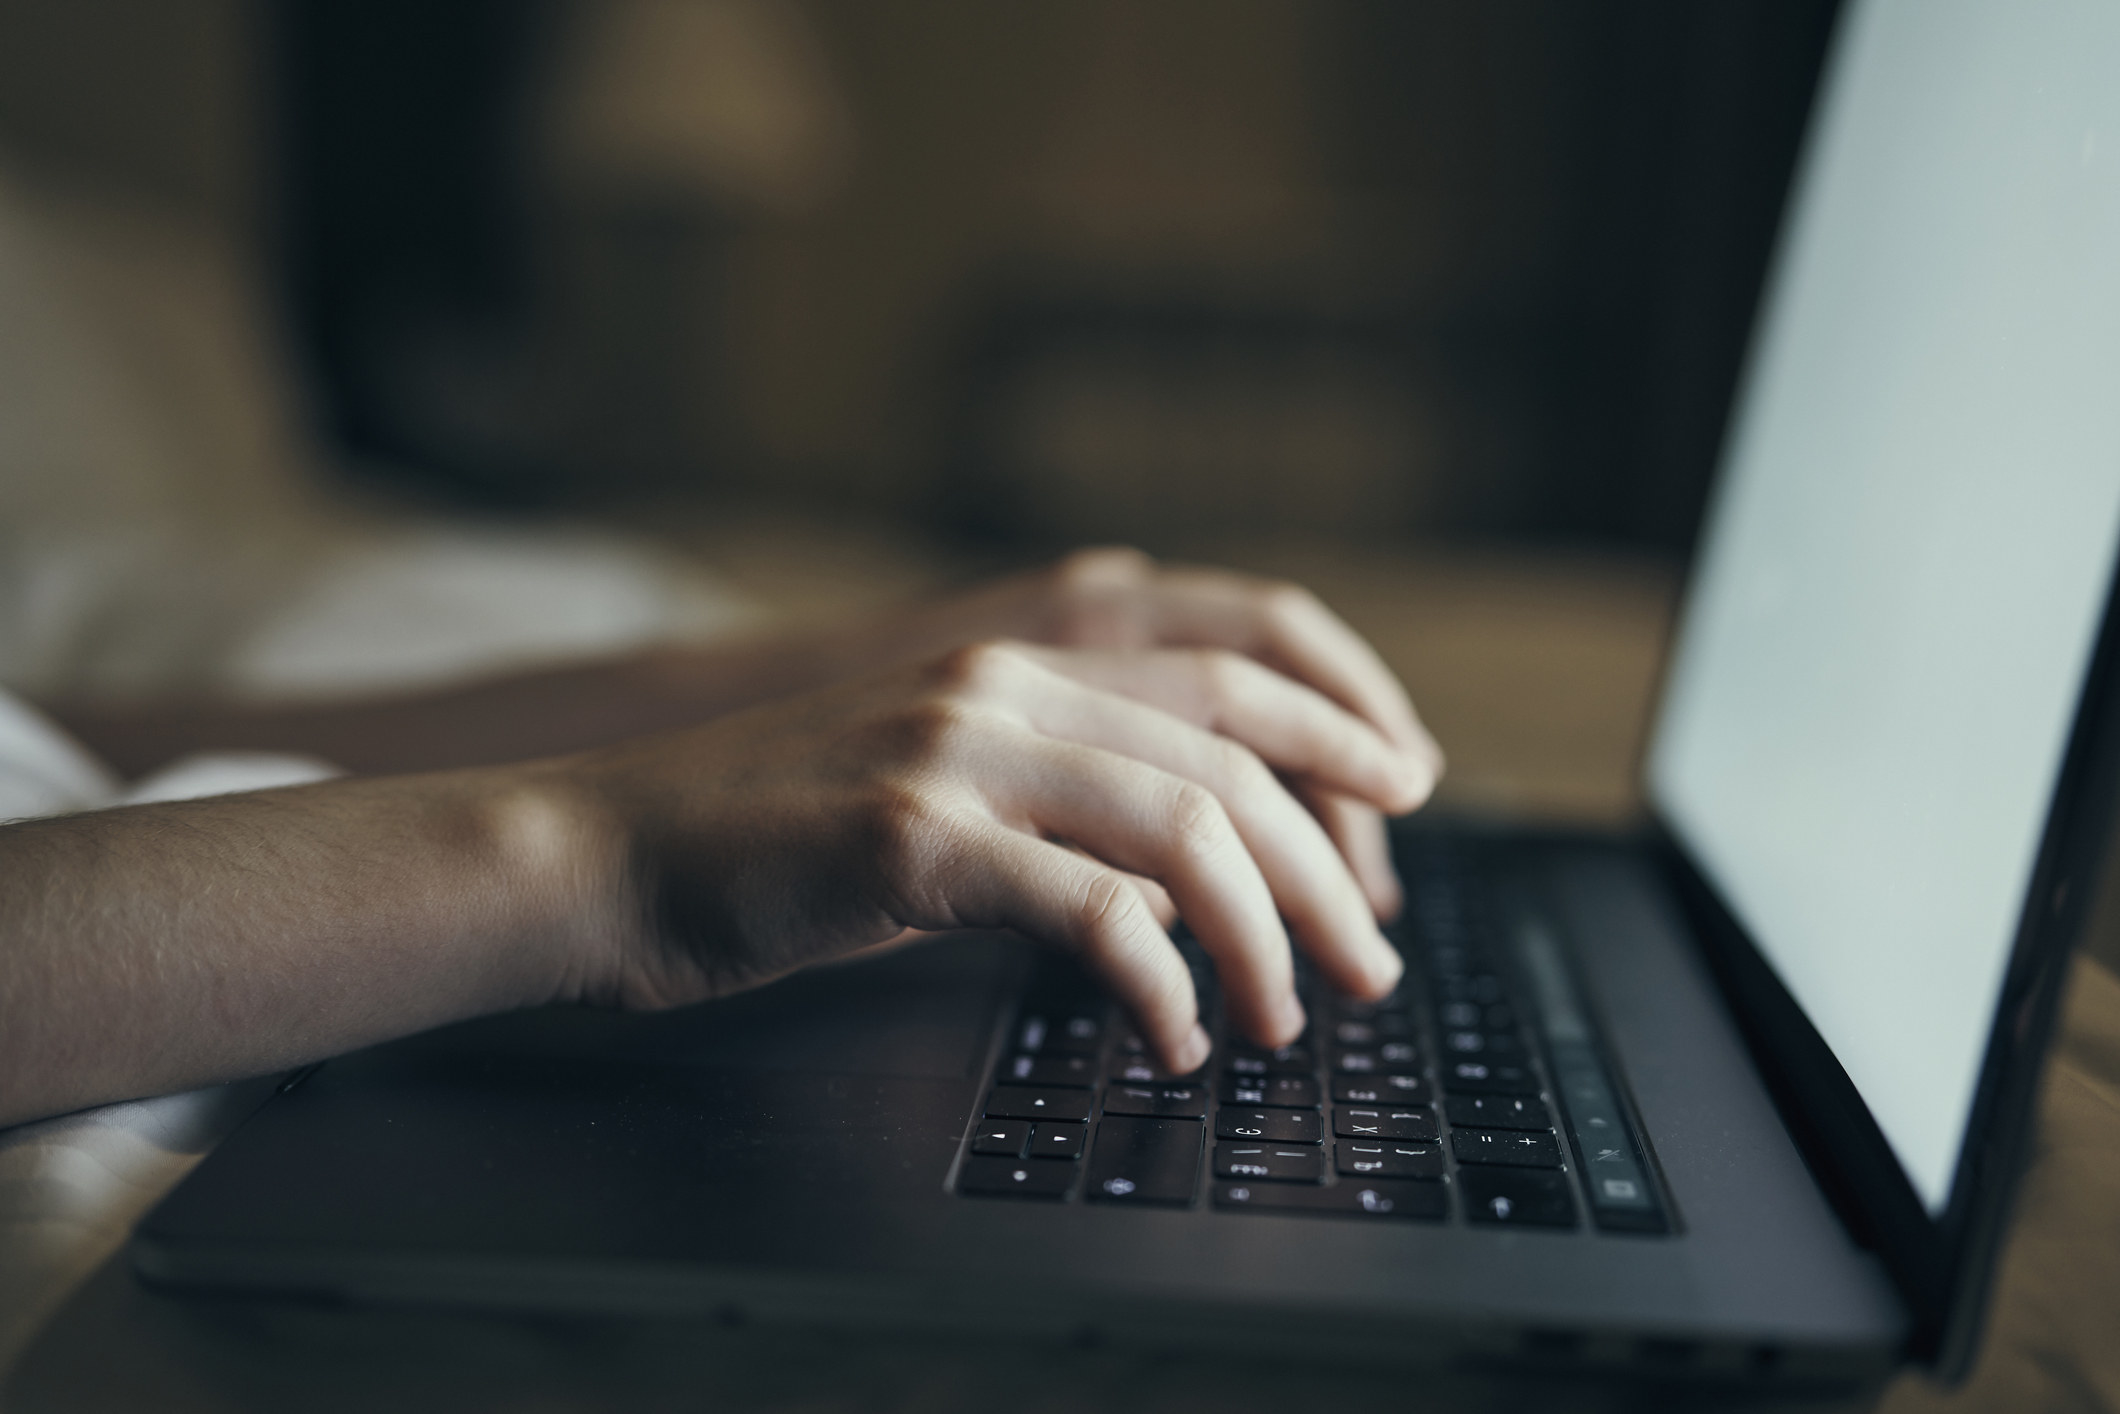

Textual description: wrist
[465,761,632,1009]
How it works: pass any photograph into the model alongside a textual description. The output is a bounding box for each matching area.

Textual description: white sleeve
[0,690,118,821]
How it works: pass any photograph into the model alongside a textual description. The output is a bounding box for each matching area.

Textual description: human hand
[821,548,1444,918]
[556,639,1430,1073]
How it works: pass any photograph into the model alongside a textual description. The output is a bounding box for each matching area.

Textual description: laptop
[134,0,2120,1388]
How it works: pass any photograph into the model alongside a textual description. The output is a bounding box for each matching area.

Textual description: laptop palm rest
[138,937,1018,1284]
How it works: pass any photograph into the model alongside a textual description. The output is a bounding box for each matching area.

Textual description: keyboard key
[1332,1013,1413,1041]
[1046,1012,1106,1055]
[1445,1094,1551,1131]
[1214,1108,1322,1143]
[1332,1106,1438,1141]
[984,1087,1092,1122]
[1106,1056,1157,1085]
[1102,1083,1210,1119]
[1336,1141,1445,1179]
[1086,1117,1204,1205]
[1224,1045,1314,1076]
[1332,1049,1420,1076]
[1460,1167,1577,1227]
[1213,1144,1326,1183]
[1451,1128,1564,1168]
[1107,1055,1207,1086]
[1455,1002,1514,1031]
[969,1118,1031,1156]
[1443,1030,1521,1058]
[959,1157,1076,1199]
[1332,1049,1379,1074]
[1435,975,1506,1006]
[1333,1074,1430,1105]
[997,1053,1096,1088]
[1029,1122,1088,1160]
[1425,945,1477,979]
[1442,1060,1539,1096]
[1218,1073,1322,1109]
[1214,1178,1445,1220]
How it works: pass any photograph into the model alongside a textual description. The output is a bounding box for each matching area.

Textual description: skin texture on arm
[0,638,1432,1129]
[0,767,610,1127]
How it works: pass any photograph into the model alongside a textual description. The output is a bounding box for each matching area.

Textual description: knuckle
[1047,548,1154,645]
[1076,869,1140,940]
[927,639,1024,697]
[1165,781,1233,861]
[1075,874,1191,1010]
[1054,545,1152,594]
[888,696,981,761]
[1260,579,1319,626]
[863,779,958,882]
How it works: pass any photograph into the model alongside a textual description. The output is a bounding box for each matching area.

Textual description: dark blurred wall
[0,0,258,223]
[2,1,1840,556]
[271,0,559,501]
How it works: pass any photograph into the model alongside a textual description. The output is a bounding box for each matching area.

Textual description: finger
[1143,568,1445,771]
[984,734,1307,1048]
[1119,869,1178,929]
[1009,670,1401,1002]
[938,824,1209,1073]
[1057,840,1178,929]
[1298,785,1404,923]
[1018,645,1435,814]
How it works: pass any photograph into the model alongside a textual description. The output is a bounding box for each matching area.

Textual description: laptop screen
[1647,0,2120,1215]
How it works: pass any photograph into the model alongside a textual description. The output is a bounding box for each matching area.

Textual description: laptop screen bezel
[1645,431,2120,1382]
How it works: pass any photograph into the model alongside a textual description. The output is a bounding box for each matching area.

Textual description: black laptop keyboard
[953,837,1671,1233]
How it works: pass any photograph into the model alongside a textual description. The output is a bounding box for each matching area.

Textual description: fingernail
[1177,1023,1213,1074]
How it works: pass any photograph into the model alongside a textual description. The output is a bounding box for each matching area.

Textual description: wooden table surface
[5,537,2116,1411]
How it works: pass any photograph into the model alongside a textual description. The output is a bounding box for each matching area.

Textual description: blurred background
[0,0,1841,817]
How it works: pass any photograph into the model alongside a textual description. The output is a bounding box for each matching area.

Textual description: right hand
[808,548,1446,921]
[552,639,1434,1074]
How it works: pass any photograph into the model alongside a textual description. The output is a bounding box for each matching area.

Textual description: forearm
[39,632,848,779]
[0,766,617,1127]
